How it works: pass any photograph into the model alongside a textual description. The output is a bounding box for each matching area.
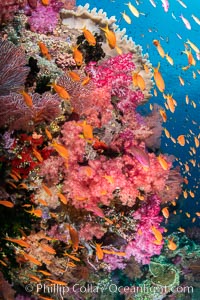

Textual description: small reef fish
[68,71,80,81]
[186,39,200,54]
[159,109,167,122]
[121,11,132,24]
[28,274,41,282]
[183,49,196,66]
[38,41,51,60]
[178,76,184,86]
[38,270,51,276]
[4,237,30,248]
[167,238,177,250]
[191,14,200,26]
[32,147,43,162]
[165,53,174,65]
[22,252,42,266]
[158,155,168,170]
[161,0,169,13]
[42,183,52,196]
[178,227,185,233]
[163,94,176,113]
[149,0,156,7]
[81,75,91,85]
[68,225,79,251]
[51,142,69,160]
[128,146,150,168]
[132,72,146,90]
[41,0,49,6]
[57,192,68,205]
[0,200,14,208]
[162,207,169,219]
[19,90,33,107]
[177,0,187,8]
[95,243,104,260]
[40,244,56,255]
[100,23,117,49]
[49,83,70,100]
[81,26,96,46]
[177,135,185,146]
[45,127,52,140]
[64,252,80,261]
[180,14,191,30]
[25,207,43,218]
[125,2,140,18]
[72,45,83,66]
[151,226,163,242]
[153,40,165,58]
[47,279,67,285]
[153,63,165,92]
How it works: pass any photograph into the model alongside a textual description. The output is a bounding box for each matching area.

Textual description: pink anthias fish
[161,0,169,12]
[128,146,150,168]
[179,14,191,30]
[149,0,156,7]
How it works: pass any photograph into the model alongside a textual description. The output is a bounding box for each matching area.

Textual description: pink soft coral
[125,194,164,265]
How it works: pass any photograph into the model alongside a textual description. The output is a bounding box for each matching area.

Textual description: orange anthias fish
[42,183,52,196]
[162,207,169,219]
[153,63,165,92]
[72,45,83,66]
[95,242,104,260]
[132,72,146,91]
[38,41,51,60]
[64,252,80,261]
[82,122,93,140]
[22,252,42,266]
[68,71,80,82]
[167,238,177,250]
[0,200,14,208]
[158,155,168,170]
[68,225,79,251]
[32,147,43,162]
[41,0,49,6]
[82,26,96,46]
[57,192,68,205]
[151,226,163,242]
[20,90,33,107]
[163,94,176,113]
[25,207,43,218]
[4,237,30,248]
[153,40,165,58]
[51,142,69,160]
[50,83,70,100]
[159,109,167,122]
[177,135,185,146]
[40,244,56,255]
[81,75,91,86]
[100,23,116,49]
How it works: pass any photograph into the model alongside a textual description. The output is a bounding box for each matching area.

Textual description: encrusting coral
[0,3,184,300]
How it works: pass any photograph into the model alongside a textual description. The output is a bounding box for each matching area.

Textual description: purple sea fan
[27,0,63,34]
[0,40,29,96]
[0,92,61,130]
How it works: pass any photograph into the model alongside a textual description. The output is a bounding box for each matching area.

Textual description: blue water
[77,0,200,227]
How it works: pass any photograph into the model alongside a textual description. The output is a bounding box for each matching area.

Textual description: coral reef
[0,3,185,300]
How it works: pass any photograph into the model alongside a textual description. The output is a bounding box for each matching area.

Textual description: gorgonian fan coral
[0,92,61,130]
[0,40,29,96]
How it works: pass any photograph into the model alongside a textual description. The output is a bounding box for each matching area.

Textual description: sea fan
[0,40,29,96]
[0,92,61,130]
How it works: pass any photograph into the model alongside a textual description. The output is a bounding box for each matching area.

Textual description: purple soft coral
[125,194,164,264]
[27,0,63,34]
